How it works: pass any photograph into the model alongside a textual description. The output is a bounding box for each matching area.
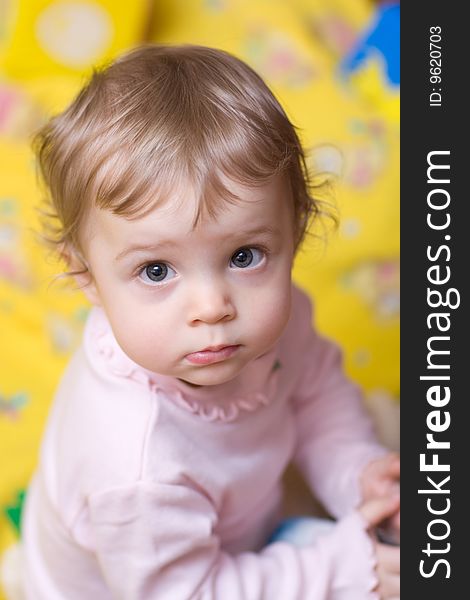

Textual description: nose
[187,279,236,325]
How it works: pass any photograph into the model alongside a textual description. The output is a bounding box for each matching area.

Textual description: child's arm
[87,480,379,599]
[289,290,388,518]
[361,452,400,542]
[360,496,401,599]
[374,541,401,599]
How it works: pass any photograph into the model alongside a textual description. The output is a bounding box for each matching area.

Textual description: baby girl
[21,45,400,598]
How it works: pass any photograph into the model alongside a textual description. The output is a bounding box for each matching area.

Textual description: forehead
[86,176,292,246]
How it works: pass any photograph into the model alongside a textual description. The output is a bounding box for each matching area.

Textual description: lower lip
[185,345,240,365]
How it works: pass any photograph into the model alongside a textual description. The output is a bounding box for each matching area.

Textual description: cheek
[105,303,175,371]
[247,278,292,347]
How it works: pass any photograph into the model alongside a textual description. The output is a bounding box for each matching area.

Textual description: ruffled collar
[85,308,281,423]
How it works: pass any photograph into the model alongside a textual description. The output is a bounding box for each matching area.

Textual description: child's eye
[138,262,177,285]
[230,247,265,269]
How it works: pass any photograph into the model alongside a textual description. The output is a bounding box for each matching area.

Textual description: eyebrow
[114,225,282,262]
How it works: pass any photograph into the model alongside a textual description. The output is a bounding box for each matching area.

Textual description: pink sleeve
[290,293,387,518]
[88,482,378,599]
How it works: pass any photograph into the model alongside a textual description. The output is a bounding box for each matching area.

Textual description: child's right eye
[138,262,177,285]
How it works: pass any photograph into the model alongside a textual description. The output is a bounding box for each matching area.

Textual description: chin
[183,362,244,387]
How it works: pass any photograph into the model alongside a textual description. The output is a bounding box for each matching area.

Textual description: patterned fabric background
[0,1,399,596]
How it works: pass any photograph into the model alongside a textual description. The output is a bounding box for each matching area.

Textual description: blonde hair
[35,44,324,263]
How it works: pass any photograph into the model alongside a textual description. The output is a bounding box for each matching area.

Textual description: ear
[60,244,102,306]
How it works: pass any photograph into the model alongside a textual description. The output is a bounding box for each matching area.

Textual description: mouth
[184,345,240,366]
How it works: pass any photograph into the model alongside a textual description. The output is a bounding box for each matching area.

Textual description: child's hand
[360,496,400,600]
[360,453,400,539]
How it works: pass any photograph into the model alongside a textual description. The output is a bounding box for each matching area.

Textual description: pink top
[22,285,385,599]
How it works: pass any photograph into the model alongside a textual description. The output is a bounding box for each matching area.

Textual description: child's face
[78,176,295,386]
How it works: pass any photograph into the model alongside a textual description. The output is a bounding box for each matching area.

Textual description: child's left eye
[230,247,264,269]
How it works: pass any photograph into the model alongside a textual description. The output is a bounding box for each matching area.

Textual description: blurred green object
[4,490,25,536]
